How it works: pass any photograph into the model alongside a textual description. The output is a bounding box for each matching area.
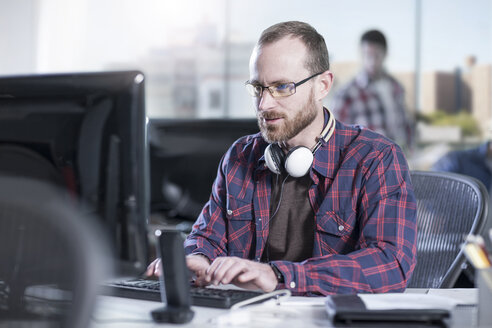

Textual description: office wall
[0,0,38,75]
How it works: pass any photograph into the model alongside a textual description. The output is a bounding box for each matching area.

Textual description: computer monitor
[149,118,259,222]
[0,71,149,275]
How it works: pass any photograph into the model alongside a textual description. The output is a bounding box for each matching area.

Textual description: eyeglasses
[245,72,323,98]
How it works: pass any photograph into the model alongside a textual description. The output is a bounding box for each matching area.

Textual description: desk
[90,289,478,327]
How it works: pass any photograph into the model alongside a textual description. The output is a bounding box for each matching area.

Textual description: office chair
[0,176,110,327]
[407,170,488,288]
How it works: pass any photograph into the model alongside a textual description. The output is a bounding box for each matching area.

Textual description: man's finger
[210,259,238,285]
[220,261,249,285]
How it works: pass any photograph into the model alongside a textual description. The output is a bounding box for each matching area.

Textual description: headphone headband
[312,108,336,153]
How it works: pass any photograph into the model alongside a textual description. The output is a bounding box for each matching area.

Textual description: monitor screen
[0,71,149,274]
[149,118,259,223]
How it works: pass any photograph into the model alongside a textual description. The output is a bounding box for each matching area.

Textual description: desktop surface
[91,288,478,328]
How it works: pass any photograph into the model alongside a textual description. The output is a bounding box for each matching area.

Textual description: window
[1,0,491,168]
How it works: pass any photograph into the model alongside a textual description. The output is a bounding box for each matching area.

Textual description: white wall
[0,0,38,75]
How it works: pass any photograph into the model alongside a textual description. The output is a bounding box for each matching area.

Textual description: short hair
[360,29,387,52]
[257,21,330,73]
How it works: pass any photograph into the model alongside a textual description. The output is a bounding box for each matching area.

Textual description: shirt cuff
[270,260,302,292]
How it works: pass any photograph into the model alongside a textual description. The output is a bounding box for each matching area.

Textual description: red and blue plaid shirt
[185,110,417,296]
[332,71,414,151]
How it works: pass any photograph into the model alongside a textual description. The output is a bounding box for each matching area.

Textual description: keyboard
[103,279,264,309]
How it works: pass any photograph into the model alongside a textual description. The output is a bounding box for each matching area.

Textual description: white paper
[358,293,458,311]
[426,288,478,305]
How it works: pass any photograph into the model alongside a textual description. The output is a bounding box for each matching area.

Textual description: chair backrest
[0,176,111,327]
[407,170,488,288]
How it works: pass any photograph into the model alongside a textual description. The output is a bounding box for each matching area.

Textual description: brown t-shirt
[261,171,315,262]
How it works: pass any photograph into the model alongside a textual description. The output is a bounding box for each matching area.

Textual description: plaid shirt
[332,71,413,150]
[185,111,417,296]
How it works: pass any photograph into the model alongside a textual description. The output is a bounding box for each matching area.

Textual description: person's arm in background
[271,143,417,295]
[430,151,462,173]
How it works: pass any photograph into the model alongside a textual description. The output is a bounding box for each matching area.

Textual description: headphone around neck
[264,109,336,178]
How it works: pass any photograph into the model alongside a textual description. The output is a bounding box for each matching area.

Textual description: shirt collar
[311,107,338,179]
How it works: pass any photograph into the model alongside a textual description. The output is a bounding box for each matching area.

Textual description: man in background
[332,30,414,151]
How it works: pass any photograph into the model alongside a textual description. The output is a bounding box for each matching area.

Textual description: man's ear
[316,70,334,101]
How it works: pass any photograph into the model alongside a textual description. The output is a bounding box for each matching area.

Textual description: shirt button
[338,225,344,231]
[289,281,296,288]
[227,209,233,216]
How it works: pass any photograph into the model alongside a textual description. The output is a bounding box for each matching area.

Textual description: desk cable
[230,289,291,310]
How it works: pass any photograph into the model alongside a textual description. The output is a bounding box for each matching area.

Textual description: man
[147,21,417,296]
[332,29,413,151]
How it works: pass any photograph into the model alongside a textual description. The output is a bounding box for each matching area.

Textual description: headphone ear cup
[284,146,314,178]
[264,144,285,175]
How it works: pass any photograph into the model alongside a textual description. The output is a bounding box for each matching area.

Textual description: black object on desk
[325,294,450,327]
[151,229,194,324]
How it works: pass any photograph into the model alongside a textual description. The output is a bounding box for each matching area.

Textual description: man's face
[248,37,319,144]
[361,41,386,77]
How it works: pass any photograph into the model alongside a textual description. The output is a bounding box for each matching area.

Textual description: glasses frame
[245,71,323,98]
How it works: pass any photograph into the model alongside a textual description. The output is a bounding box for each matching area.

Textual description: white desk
[90,289,478,328]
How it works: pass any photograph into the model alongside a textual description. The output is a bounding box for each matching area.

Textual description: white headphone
[264,109,336,178]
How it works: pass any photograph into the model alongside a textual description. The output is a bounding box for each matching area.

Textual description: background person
[332,29,414,151]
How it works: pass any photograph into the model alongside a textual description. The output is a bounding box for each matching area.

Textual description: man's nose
[258,88,276,111]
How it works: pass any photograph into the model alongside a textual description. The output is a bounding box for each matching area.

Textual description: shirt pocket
[315,210,357,255]
[225,195,254,257]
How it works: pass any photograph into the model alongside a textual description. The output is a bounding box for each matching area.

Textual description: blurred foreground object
[0,176,111,328]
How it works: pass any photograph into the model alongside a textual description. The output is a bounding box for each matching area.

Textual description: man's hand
[145,254,210,278]
[145,257,162,277]
[203,257,278,292]
[146,255,278,293]
[186,254,211,284]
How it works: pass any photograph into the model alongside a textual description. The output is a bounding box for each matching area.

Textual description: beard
[257,90,317,144]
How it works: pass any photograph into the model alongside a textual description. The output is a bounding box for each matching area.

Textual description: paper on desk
[426,288,478,305]
[211,303,321,328]
[276,296,326,306]
[358,293,458,311]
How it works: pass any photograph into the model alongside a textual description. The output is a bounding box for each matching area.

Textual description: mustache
[259,111,285,120]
